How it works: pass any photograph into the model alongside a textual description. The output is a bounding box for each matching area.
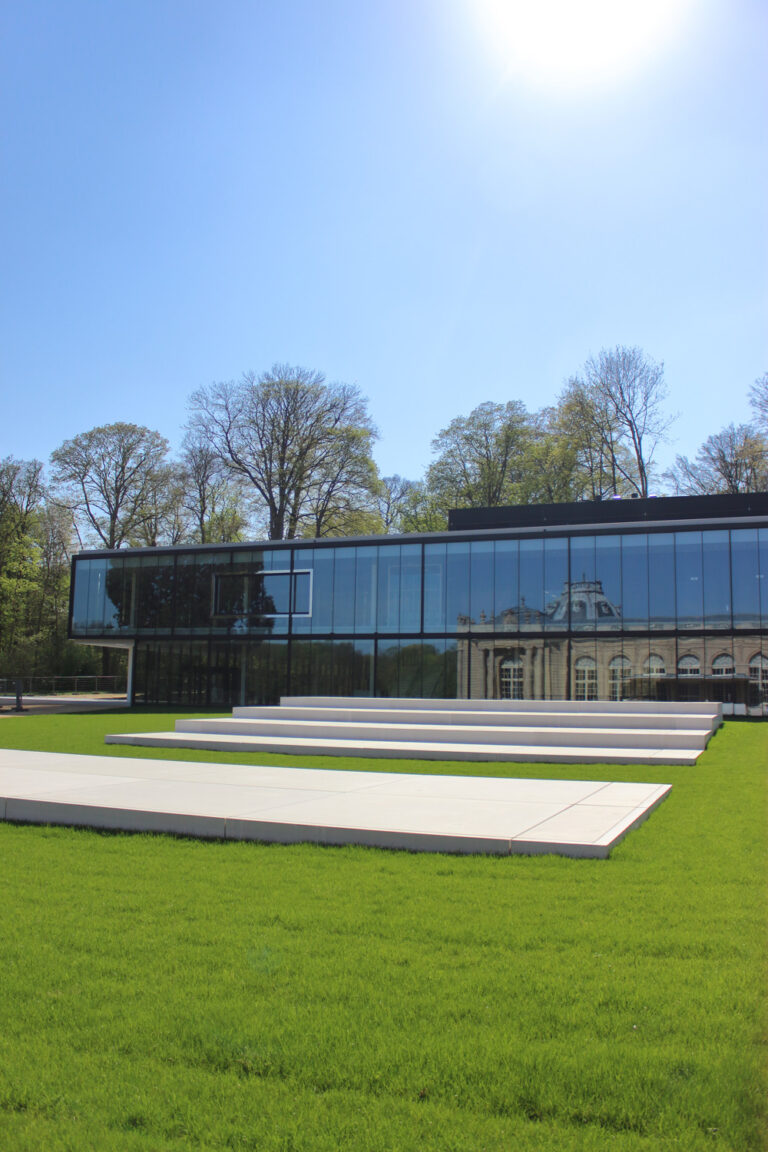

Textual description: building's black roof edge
[72,506,768,561]
[448,492,768,531]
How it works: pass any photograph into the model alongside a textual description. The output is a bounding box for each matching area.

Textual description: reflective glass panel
[293,571,311,615]
[595,536,622,632]
[676,532,703,629]
[621,535,648,629]
[421,640,458,698]
[648,533,676,629]
[354,547,377,631]
[731,530,760,629]
[569,536,596,632]
[544,538,568,631]
[470,541,494,630]
[377,546,402,633]
[545,638,568,699]
[493,539,518,631]
[262,549,290,571]
[375,639,400,696]
[760,529,768,628]
[332,548,356,632]
[400,544,422,632]
[244,640,288,706]
[86,557,110,632]
[104,556,128,631]
[309,549,334,633]
[423,543,446,632]
[519,539,543,630]
[260,572,291,615]
[71,559,90,634]
[702,530,731,629]
[216,573,247,616]
[288,638,314,695]
[399,641,423,696]
[333,639,374,696]
[445,542,470,633]
[175,551,230,633]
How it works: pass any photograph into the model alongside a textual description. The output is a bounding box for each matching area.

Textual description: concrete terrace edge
[0,793,672,857]
[104,731,700,765]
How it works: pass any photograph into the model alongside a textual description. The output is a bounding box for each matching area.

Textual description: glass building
[68,493,768,715]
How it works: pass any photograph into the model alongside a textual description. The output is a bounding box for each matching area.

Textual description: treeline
[2,350,766,677]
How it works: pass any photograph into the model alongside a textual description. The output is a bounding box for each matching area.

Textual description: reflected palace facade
[68,493,768,715]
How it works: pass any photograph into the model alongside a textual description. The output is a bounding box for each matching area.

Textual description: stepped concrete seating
[105,697,722,765]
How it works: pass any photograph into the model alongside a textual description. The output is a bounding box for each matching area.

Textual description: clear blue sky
[1,0,766,484]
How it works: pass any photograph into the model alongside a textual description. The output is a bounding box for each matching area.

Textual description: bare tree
[581,346,674,497]
[187,364,379,540]
[178,432,250,544]
[377,475,418,533]
[50,423,169,549]
[130,463,190,547]
[749,371,768,430]
[666,424,768,495]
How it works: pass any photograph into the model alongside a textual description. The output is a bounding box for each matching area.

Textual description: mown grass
[0,712,766,1150]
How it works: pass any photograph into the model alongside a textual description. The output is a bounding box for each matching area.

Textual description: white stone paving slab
[0,748,671,858]
[106,729,700,765]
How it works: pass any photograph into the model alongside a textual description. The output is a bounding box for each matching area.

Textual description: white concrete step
[281,695,723,720]
[104,729,701,766]
[176,716,709,751]
[233,704,717,733]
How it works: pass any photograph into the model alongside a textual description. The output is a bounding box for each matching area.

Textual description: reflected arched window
[644,654,666,677]
[574,655,597,701]
[609,655,631,701]
[677,654,701,677]
[499,656,523,700]
[711,653,735,677]
[749,654,768,705]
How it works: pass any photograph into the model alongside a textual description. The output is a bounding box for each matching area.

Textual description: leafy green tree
[515,408,587,504]
[0,458,44,659]
[50,423,170,549]
[398,481,450,533]
[425,401,534,517]
[550,381,637,499]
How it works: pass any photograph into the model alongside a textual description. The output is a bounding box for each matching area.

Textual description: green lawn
[0,712,766,1151]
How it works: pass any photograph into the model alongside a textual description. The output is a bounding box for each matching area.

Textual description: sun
[474,0,698,92]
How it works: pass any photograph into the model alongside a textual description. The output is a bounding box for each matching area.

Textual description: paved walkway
[0,748,671,857]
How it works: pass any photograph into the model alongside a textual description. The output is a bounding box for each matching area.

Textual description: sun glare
[475,0,698,92]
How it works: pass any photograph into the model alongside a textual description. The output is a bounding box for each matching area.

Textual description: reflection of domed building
[459,580,767,715]
[552,579,621,626]
[489,580,621,633]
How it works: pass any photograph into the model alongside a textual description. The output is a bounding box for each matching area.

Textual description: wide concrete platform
[107,697,721,765]
[0,748,671,858]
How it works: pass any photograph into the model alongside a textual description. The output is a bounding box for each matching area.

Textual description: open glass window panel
[215,571,312,617]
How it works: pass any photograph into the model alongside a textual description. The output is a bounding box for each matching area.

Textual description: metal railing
[0,675,126,697]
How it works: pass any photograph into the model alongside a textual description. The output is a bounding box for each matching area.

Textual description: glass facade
[70,524,768,712]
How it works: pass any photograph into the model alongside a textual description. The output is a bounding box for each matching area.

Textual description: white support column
[125,643,135,705]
